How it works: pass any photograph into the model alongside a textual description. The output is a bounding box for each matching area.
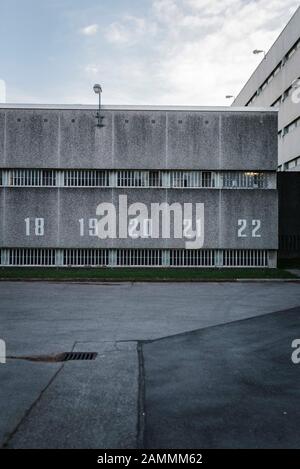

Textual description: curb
[0,278,299,283]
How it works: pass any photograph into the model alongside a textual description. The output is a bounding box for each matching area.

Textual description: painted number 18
[25,217,44,236]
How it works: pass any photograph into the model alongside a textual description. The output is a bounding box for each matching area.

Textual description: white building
[233,7,300,172]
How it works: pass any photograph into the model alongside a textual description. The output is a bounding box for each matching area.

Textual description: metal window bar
[62,249,109,266]
[222,172,268,189]
[169,249,215,266]
[8,169,56,187]
[1,170,271,189]
[222,249,267,267]
[171,171,216,188]
[1,249,269,267]
[7,248,56,266]
[115,249,163,266]
[64,170,109,187]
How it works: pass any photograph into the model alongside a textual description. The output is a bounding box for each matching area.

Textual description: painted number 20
[238,219,261,238]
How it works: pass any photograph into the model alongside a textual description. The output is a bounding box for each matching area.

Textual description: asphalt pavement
[0,281,299,448]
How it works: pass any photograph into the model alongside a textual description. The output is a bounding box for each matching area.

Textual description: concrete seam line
[2,363,64,448]
[137,342,146,449]
[1,341,78,449]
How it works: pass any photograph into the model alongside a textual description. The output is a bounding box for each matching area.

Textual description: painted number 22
[238,219,261,238]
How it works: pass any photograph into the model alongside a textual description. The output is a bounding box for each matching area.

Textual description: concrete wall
[0,106,278,261]
[0,187,278,249]
[0,107,277,171]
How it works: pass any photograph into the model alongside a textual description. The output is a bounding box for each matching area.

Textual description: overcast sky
[1,0,299,105]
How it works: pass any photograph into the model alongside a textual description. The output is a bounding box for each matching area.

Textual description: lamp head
[93,84,102,94]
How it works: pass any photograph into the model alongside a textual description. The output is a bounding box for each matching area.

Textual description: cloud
[84,64,99,74]
[146,0,300,105]
[105,15,157,45]
[81,0,299,105]
[80,24,99,36]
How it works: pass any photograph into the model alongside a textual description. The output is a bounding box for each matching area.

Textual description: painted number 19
[79,218,98,236]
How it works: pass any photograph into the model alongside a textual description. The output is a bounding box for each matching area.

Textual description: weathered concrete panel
[59,111,113,168]
[114,112,167,169]
[112,189,168,248]
[220,112,278,170]
[165,189,219,249]
[3,188,59,247]
[5,110,59,168]
[167,112,220,170]
[220,190,278,249]
[59,189,114,248]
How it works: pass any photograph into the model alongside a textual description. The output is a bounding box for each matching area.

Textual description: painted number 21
[238,219,261,238]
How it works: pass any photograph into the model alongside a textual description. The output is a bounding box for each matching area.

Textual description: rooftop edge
[0,103,277,112]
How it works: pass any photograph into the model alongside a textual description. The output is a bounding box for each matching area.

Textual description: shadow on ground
[142,306,300,449]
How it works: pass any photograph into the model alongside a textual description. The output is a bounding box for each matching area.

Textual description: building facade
[233,6,300,172]
[0,104,278,268]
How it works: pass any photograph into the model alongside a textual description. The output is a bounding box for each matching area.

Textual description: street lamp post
[253,49,266,59]
[93,84,104,127]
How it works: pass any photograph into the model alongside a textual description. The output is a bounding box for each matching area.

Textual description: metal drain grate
[7,352,98,362]
[61,352,98,361]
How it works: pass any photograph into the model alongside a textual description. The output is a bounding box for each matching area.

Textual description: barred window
[115,249,163,266]
[171,171,216,188]
[170,249,215,266]
[63,249,108,266]
[64,170,109,187]
[222,172,268,189]
[1,248,269,268]
[223,249,267,267]
[149,171,163,187]
[0,169,274,189]
[117,170,148,187]
[6,248,56,266]
[8,169,56,186]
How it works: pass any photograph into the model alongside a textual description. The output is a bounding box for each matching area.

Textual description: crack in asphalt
[1,341,78,449]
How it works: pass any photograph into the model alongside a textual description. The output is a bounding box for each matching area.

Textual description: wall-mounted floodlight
[93,84,104,127]
[225,95,235,99]
[253,49,266,59]
[291,77,300,89]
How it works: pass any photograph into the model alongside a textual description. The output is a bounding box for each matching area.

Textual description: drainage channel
[7,352,98,362]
